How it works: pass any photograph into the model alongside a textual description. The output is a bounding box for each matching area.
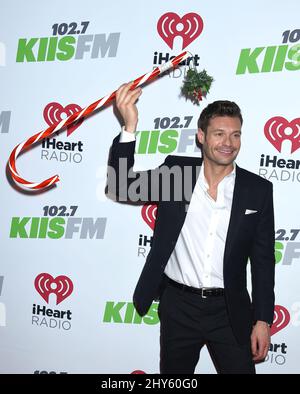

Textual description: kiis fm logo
[10,205,107,240]
[41,102,84,164]
[236,28,300,74]
[135,116,200,155]
[32,273,73,331]
[259,116,300,183]
[267,305,290,366]
[16,21,120,63]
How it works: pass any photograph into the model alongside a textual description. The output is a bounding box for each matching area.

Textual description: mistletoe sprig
[181,68,214,105]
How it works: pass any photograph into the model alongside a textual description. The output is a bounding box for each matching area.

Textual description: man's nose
[223,135,232,145]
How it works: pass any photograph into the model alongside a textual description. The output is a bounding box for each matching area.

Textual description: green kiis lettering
[39,218,49,238]
[29,218,40,238]
[124,303,135,323]
[286,44,300,71]
[48,217,65,239]
[273,45,288,71]
[37,38,48,61]
[236,47,265,74]
[261,46,277,72]
[10,217,31,238]
[17,36,75,62]
[16,38,38,62]
[137,131,150,154]
[158,130,178,154]
[136,130,179,154]
[57,36,76,61]
[103,302,159,325]
[10,217,65,239]
[47,37,58,61]
[275,241,284,264]
[143,303,159,325]
[236,44,300,74]
[103,302,126,323]
[148,130,160,154]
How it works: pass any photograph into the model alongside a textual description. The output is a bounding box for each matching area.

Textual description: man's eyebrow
[211,128,242,133]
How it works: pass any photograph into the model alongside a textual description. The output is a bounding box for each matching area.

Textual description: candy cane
[8,51,190,191]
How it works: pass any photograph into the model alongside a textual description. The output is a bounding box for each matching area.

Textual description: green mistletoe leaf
[181,69,214,105]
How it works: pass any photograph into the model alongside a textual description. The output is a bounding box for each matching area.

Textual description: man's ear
[197,128,205,145]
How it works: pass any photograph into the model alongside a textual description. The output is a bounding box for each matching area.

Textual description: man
[107,82,275,374]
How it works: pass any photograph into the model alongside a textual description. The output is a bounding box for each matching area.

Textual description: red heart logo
[43,102,84,137]
[157,12,204,49]
[131,370,146,374]
[264,116,300,153]
[270,305,290,336]
[141,204,157,231]
[34,273,74,305]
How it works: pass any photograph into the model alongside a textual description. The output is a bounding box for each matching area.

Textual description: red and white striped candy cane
[8,51,189,191]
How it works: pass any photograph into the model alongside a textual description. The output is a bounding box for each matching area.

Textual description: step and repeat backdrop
[1,0,300,374]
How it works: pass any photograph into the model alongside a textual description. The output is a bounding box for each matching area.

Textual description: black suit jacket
[107,134,275,344]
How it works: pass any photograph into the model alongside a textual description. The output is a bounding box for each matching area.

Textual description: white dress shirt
[119,129,236,289]
[165,164,235,289]
[119,127,136,142]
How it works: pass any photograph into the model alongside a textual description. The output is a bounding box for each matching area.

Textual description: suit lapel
[172,157,202,235]
[223,165,249,266]
[182,157,202,211]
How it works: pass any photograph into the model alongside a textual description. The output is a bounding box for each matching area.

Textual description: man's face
[197,116,241,167]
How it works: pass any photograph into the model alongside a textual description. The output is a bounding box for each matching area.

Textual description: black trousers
[158,281,255,374]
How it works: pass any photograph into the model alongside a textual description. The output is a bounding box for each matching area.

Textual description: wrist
[124,123,137,133]
[255,320,271,328]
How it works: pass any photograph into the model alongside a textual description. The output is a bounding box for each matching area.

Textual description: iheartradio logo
[43,102,84,137]
[34,273,74,305]
[157,12,204,50]
[270,305,290,337]
[264,116,300,154]
[141,204,157,230]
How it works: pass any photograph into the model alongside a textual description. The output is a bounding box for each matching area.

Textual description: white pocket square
[245,209,258,215]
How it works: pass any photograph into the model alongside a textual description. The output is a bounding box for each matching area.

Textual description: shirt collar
[199,162,236,192]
